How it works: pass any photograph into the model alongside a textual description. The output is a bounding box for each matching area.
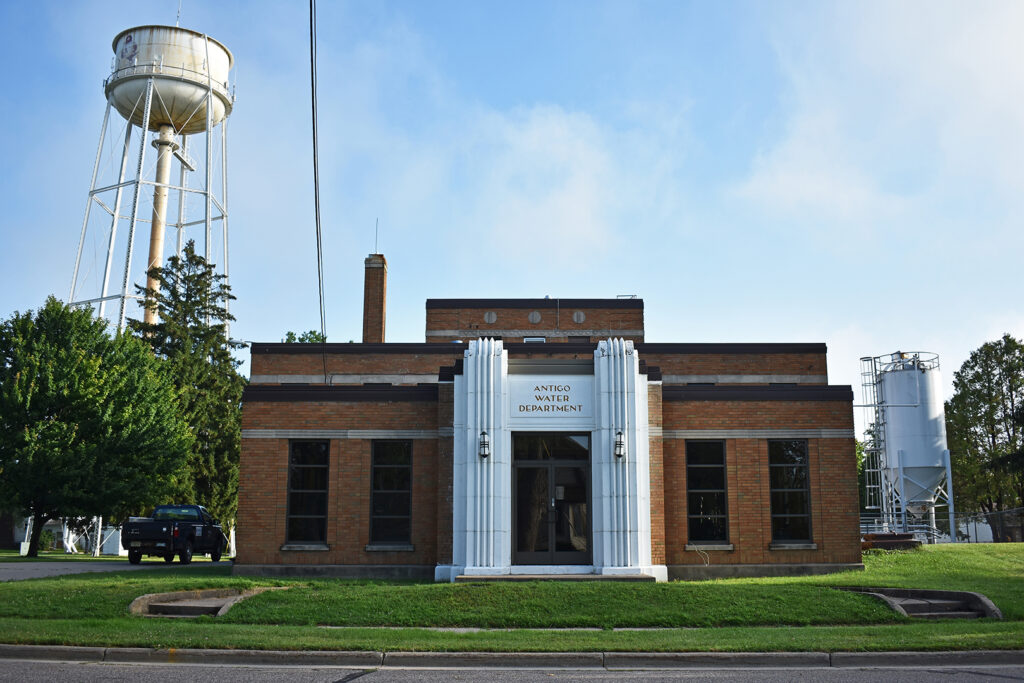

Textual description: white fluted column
[593,339,665,580]
[442,338,510,581]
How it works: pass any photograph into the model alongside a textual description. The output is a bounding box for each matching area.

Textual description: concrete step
[837,586,1001,620]
[454,574,657,583]
[897,598,967,614]
[148,599,226,616]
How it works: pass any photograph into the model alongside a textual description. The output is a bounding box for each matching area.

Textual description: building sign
[509,376,593,418]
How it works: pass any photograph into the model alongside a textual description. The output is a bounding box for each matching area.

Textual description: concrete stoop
[128,586,287,618]
[839,587,1002,620]
[454,574,657,583]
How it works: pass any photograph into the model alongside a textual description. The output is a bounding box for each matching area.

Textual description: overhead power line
[309,0,328,380]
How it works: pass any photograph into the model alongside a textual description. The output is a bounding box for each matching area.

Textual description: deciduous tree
[283,330,326,343]
[945,334,1024,541]
[0,298,191,556]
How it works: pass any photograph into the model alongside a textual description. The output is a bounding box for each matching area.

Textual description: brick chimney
[362,253,387,343]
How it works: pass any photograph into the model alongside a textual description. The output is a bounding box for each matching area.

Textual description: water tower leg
[71,103,111,302]
[144,124,177,325]
[118,78,155,332]
[221,119,230,333]
[99,122,134,319]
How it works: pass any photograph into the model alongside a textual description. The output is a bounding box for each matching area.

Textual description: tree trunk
[26,511,49,558]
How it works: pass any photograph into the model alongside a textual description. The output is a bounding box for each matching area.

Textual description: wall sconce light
[479,430,491,458]
[614,430,625,458]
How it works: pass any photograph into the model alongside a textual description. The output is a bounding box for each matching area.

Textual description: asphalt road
[0,560,230,581]
[2,661,1024,682]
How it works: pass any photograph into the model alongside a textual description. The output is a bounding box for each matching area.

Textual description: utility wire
[309,0,328,381]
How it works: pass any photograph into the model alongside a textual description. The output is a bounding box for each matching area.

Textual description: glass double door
[512,433,591,566]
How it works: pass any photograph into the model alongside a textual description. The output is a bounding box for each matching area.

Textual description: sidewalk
[2,644,1024,669]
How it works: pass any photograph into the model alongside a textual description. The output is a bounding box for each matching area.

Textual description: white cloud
[732,1,1024,241]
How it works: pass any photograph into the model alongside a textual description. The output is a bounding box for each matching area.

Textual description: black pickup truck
[122,505,228,564]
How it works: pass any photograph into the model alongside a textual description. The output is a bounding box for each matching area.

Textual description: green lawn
[0,544,1021,652]
[0,549,218,563]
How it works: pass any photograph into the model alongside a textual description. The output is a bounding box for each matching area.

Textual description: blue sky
[2,1,1022,429]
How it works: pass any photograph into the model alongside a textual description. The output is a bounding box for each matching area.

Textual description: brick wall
[425,304,644,343]
[647,383,665,565]
[236,398,439,567]
[436,383,454,565]
[251,351,461,379]
[659,399,860,567]
[644,353,827,378]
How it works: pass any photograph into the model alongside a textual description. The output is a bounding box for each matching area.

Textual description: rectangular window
[768,440,811,541]
[686,441,728,543]
[523,337,546,343]
[370,440,413,544]
[287,440,329,544]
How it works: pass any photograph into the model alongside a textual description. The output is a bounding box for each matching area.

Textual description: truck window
[153,506,201,521]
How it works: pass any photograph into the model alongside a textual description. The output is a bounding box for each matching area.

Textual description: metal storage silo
[860,352,954,540]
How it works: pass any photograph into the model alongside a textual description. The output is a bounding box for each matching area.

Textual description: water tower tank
[106,26,233,135]
[879,352,948,504]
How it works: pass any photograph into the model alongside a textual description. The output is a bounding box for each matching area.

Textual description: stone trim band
[242,429,439,439]
[661,429,855,439]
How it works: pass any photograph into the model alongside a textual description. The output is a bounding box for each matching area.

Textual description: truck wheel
[163,553,175,564]
[128,550,142,565]
[210,548,222,563]
[179,540,193,565]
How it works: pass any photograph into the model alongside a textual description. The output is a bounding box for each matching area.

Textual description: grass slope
[0,544,1020,652]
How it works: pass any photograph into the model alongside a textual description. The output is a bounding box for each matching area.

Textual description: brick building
[235,254,862,580]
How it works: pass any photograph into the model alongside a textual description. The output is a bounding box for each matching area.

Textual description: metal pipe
[144,124,177,325]
[176,136,188,257]
[945,449,956,543]
[898,450,908,533]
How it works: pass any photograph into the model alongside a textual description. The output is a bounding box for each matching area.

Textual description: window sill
[280,543,330,551]
[365,543,415,552]
[769,542,817,550]
[685,543,734,551]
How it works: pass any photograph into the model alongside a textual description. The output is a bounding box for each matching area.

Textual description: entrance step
[455,574,656,583]
[838,587,1001,620]
[129,586,287,618]
[148,598,226,616]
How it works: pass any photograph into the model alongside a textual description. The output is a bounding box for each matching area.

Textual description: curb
[830,650,1024,668]
[2,644,1024,669]
[383,651,604,668]
[604,652,830,668]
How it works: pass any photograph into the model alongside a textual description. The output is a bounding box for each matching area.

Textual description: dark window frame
[286,440,330,544]
[369,440,413,545]
[768,439,812,542]
[685,440,729,543]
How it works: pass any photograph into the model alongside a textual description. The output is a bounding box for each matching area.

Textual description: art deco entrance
[512,433,591,565]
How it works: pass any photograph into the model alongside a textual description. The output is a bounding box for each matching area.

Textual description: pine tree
[130,241,246,526]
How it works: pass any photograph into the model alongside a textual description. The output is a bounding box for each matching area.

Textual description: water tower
[69,25,234,329]
[860,352,955,540]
